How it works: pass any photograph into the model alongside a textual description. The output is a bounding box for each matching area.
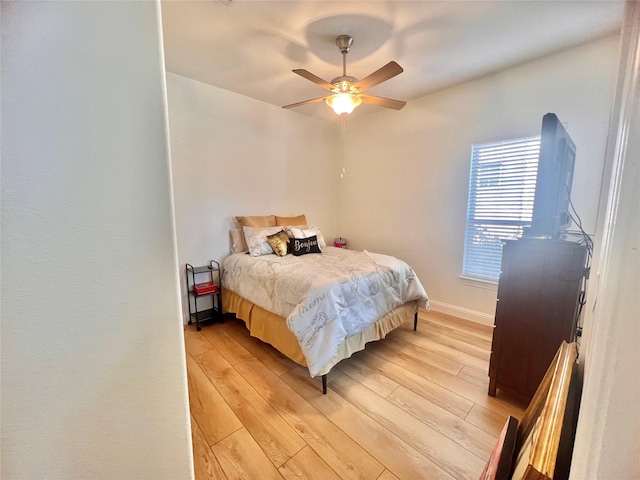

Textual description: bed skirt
[222,287,419,377]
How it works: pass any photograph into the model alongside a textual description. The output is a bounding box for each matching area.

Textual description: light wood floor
[184,309,526,480]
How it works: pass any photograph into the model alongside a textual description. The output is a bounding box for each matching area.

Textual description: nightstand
[185,260,223,331]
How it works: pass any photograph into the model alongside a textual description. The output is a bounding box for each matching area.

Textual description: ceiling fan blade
[293,69,335,91]
[361,94,406,110]
[282,96,328,109]
[354,61,404,93]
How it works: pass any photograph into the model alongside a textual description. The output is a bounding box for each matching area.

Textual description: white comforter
[222,247,428,376]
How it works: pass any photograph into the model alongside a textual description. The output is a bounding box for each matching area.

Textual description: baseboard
[428,300,495,327]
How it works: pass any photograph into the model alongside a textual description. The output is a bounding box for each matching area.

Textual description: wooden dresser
[488,238,587,403]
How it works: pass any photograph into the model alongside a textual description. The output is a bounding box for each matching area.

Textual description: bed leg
[414,312,418,331]
[322,374,327,394]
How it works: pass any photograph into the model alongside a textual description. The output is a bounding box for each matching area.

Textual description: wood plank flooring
[184,310,527,480]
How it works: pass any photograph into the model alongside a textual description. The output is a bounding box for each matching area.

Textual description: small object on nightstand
[193,281,219,295]
[185,260,223,331]
[334,237,347,248]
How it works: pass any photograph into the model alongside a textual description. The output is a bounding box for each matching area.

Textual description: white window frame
[462,135,541,282]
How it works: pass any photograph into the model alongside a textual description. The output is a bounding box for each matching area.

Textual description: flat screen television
[524,113,576,239]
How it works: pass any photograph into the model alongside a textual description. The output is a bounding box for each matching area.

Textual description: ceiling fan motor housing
[331,75,359,92]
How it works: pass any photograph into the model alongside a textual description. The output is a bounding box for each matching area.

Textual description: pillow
[275,214,307,227]
[229,228,246,254]
[291,235,322,256]
[243,225,284,257]
[288,226,326,249]
[235,215,277,228]
[284,224,307,237]
[236,215,277,252]
[266,229,289,257]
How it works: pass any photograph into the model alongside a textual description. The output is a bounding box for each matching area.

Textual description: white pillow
[243,226,285,257]
[229,228,246,254]
[287,226,326,249]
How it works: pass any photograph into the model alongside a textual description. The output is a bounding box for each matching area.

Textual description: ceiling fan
[282,35,406,115]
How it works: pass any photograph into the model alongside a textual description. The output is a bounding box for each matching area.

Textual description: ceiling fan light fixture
[325,93,362,115]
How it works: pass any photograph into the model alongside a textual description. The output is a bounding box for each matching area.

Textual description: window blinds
[462,136,541,281]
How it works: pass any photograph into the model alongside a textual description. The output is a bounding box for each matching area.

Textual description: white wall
[570,2,640,477]
[339,35,620,322]
[166,72,340,322]
[1,2,193,478]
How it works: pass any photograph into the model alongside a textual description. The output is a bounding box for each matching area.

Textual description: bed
[221,215,429,393]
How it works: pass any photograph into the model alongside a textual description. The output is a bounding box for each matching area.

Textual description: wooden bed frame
[222,288,419,394]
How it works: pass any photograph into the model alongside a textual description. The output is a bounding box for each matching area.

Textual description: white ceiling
[161,1,624,121]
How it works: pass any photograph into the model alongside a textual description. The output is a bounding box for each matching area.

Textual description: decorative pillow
[288,226,327,249]
[291,235,322,256]
[243,225,284,257]
[275,214,307,227]
[266,230,289,257]
[229,228,246,254]
[236,215,277,252]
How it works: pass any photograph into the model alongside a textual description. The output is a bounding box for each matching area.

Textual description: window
[462,136,541,281]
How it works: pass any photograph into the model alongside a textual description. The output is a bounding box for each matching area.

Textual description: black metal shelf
[189,290,219,299]
[191,264,219,275]
[185,260,223,331]
[189,308,219,323]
